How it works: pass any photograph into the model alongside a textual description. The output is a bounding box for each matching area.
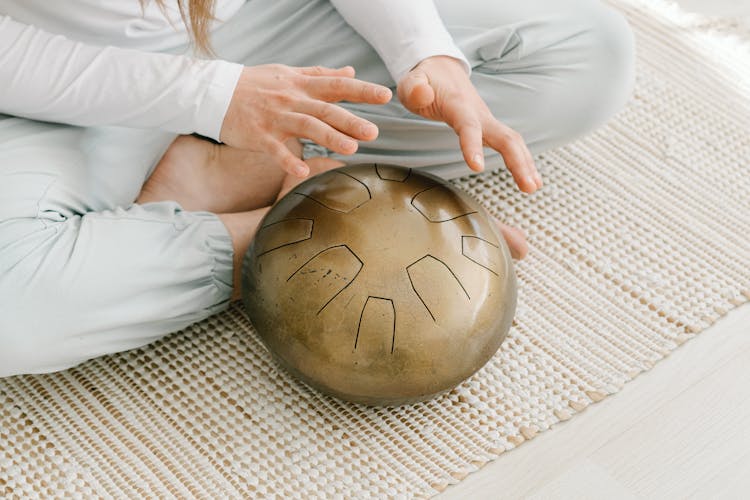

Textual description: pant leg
[0,117,232,377]
[211,0,635,178]
[0,115,177,215]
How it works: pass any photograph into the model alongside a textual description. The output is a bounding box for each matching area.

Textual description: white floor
[671,0,750,18]
[439,304,750,499]
[439,1,750,498]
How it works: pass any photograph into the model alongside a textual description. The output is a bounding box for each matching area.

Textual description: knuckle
[287,72,305,87]
[317,103,334,122]
[265,137,283,152]
[366,84,381,101]
[497,128,516,144]
[268,144,286,161]
[507,128,522,141]
[349,117,363,132]
[329,78,345,92]
[298,115,316,132]
[271,65,292,81]
[457,119,481,134]
[281,152,297,168]
[270,90,292,106]
[324,131,339,147]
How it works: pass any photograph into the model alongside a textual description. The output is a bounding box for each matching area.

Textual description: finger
[504,122,540,189]
[397,69,435,111]
[515,134,541,190]
[306,157,346,177]
[296,65,356,78]
[284,112,360,155]
[277,158,347,200]
[509,131,540,190]
[262,137,310,178]
[484,121,538,193]
[303,77,392,104]
[523,142,542,189]
[455,118,486,173]
[296,100,379,141]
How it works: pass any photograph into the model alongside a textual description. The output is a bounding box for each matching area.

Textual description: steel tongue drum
[241,164,517,406]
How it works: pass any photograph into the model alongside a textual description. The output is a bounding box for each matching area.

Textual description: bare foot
[137,135,294,213]
[495,221,528,260]
[221,157,346,301]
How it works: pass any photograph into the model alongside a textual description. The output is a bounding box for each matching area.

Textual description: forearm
[0,14,242,140]
[329,0,469,83]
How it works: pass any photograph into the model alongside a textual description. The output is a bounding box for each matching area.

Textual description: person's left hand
[397,56,542,193]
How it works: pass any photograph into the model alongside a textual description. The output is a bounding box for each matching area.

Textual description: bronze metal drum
[241,164,517,406]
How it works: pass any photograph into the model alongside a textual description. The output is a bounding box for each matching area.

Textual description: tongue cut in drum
[242,164,517,406]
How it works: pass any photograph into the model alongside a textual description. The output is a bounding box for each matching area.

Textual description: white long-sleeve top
[0,1,468,142]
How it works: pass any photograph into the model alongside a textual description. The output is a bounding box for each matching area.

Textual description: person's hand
[397,56,542,193]
[275,157,346,204]
[221,65,392,177]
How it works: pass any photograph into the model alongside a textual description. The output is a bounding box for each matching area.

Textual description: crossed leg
[136,135,530,302]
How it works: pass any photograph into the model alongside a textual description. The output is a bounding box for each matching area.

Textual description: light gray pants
[0,0,635,376]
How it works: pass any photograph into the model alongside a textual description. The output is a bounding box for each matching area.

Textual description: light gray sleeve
[0,15,243,140]
[328,0,470,83]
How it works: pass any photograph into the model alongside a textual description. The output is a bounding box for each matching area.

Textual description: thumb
[397,69,435,112]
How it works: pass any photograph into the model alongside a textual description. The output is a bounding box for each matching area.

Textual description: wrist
[414,55,467,72]
[196,60,244,143]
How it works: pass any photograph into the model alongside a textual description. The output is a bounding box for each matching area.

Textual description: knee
[0,325,61,378]
[470,2,636,153]
[528,3,636,150]
[0,222,60,377]
[580,4,636,123]
[0,302,65,377]
[0,274,70,377]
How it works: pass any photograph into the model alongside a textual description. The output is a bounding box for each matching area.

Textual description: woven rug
[2,1,750,497]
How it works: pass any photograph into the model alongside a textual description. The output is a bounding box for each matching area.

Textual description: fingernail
[294,164,308,177]
[472,153,485,170]
[525,175,537,190]
[377,88,391,101]
[535,173,543,188]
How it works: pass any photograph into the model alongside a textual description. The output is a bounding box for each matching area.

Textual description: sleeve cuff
[193,60,245,142]
[388,38,471,83]
[198,211,235,299]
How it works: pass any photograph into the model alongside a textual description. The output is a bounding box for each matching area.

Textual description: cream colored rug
[2,1,749,497]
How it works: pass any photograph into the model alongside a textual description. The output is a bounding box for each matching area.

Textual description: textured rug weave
[2,1,749,497]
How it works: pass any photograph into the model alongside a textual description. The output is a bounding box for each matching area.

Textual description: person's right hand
[220,64,392,178]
